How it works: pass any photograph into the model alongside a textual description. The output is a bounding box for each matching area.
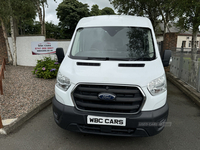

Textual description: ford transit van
[53,15,171,137]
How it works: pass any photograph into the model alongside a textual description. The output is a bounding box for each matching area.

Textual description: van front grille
[72,84,145,114]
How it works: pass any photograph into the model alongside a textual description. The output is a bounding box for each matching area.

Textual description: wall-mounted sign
[31,42,58,55]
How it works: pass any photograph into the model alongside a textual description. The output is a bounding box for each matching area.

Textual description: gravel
[0,65,56,120]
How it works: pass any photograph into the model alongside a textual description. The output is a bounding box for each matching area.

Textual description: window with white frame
[182,41,186,47]
[189,41,191,47]
[188,41,199,48]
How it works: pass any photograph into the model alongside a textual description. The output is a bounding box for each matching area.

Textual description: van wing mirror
[162,50,171,67]
[56,48,65,64]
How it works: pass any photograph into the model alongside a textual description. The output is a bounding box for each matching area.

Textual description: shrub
[32,57,60,79]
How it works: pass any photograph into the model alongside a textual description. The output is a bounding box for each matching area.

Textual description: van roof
[76,15,153,29]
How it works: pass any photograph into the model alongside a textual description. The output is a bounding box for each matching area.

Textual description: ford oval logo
[98,93,116,101]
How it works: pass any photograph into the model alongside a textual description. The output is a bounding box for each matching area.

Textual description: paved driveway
[0,81,200,150]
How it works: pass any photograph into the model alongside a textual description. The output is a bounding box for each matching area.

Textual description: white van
[53,15,171,137]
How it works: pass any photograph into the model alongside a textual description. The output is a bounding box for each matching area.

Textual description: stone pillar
[163,33,178,51]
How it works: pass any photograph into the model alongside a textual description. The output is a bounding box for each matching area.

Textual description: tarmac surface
[0,81,200,150]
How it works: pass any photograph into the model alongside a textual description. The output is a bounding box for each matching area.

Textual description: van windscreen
[70,27,155,61]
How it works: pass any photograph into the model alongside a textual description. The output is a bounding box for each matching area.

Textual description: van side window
[71,29,82,56]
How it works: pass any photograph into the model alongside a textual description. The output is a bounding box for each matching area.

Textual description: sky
[37,0,115,25]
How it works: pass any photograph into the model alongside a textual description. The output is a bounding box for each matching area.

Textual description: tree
[100,7,116,15]
[33,0,47,36]
[32,0,56,36]
[18,2,36,35]
[109,0,160,31]
[109,0,178,34]
[154,0,178,37]
[0,1,13,64]
[90,4,100,16]
[0,0,36,65]
[8,0,18,66]
[56,0,90,39]
[19,21,41,35]
[46,21,61,39]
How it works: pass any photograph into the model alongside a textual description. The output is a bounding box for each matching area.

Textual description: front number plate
[87,115,126,126]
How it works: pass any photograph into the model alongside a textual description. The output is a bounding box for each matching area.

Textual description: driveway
[0,81,200,150]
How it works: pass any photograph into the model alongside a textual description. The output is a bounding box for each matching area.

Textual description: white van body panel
[60,57,164,87]
[56,57,166,111]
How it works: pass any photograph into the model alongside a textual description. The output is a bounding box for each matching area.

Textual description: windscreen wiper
[134,52,155,61]
[85,57,132,61]
[108,58,133,61]
[134,57,155,61]
[87,57,110,60]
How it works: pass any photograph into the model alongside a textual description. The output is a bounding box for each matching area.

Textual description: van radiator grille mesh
[72,84,144,114]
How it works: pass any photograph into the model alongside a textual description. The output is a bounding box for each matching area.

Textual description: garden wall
[8,36,71,66]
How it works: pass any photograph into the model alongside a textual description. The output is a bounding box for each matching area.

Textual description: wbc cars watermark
[138,122,172,127]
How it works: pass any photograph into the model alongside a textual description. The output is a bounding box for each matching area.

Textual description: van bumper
[52,97,169,137]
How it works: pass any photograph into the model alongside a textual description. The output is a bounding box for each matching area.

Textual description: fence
[170,47,200,91]
[0,57,6,129]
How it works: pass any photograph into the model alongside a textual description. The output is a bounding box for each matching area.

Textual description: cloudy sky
[38,0,115,25]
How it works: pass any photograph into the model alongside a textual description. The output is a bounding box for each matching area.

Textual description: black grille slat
[74,93,143,103]
[79,124,135,135]
[76,101,140,110]
[73,84,144,114]
[77,87,140,94]
[74,93,98,100]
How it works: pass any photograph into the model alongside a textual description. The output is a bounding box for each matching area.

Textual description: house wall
[177,35,200,48]
[157,33,200,52]
[8,36,71,66]
[0,27,8,64]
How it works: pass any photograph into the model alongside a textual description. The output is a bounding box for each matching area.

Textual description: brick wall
[0,27,8,64]
[163,33,177,51]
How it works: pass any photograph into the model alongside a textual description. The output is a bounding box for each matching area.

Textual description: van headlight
[56,71,71,91]
[147,75,166,96]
